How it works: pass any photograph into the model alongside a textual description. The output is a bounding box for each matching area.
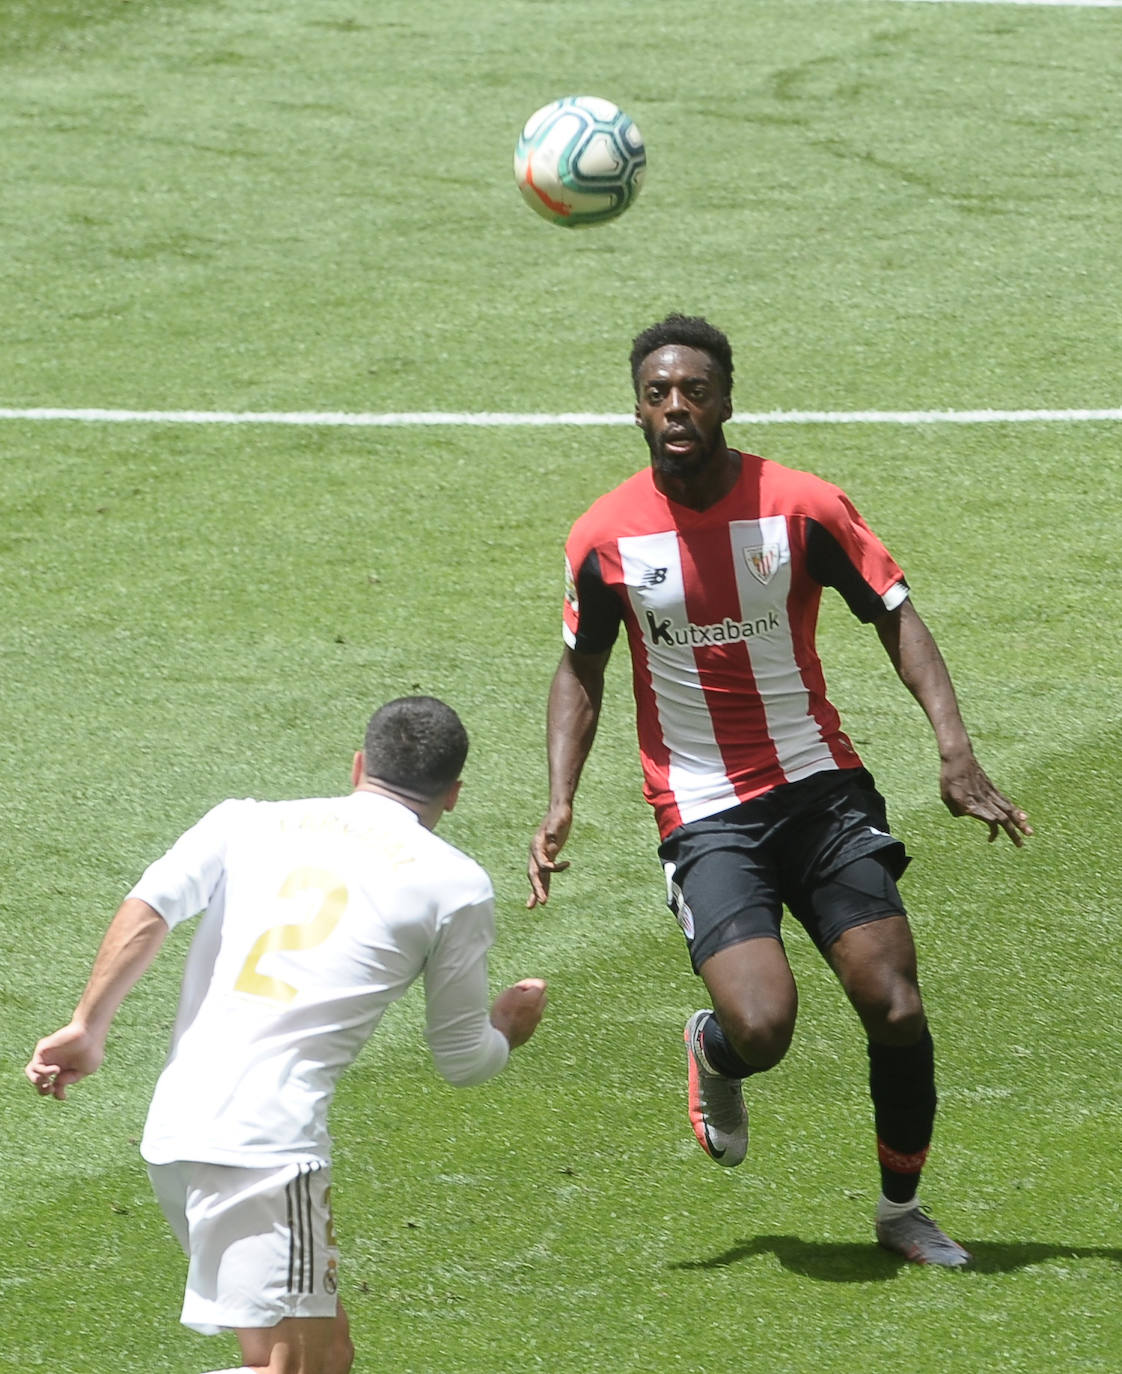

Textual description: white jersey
[132,790,509,1169]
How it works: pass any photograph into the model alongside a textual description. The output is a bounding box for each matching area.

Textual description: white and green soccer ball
[513,96,646,228]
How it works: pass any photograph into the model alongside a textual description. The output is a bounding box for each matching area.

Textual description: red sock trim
[877,1139,930,1174]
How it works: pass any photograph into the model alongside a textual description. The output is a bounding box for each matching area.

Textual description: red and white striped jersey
[562,451,909,839]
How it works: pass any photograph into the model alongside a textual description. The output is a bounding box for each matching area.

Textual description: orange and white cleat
[684,1010,748,1167]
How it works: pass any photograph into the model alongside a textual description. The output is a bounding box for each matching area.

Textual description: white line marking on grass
[0,408,633,427]
[736,407,1122,424]
[1,406,1121,427]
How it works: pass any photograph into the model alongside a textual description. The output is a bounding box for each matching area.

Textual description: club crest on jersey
[744,543,783,585]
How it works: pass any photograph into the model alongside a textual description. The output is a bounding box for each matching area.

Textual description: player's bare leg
[700,936,799,1070]
[827,915,924,1045]
[235,1304,354,1374]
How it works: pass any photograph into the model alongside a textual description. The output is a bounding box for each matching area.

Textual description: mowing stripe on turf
[1,407,1121,427]
[887,1,1122,8]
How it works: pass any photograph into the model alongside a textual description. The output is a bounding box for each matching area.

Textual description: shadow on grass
[669,1236,1122,1283]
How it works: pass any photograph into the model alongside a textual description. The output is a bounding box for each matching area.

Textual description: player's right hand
[25,1023,104,1100]
[527,809,572,908]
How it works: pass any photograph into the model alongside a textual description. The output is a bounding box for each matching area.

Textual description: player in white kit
[27,696,547,1374]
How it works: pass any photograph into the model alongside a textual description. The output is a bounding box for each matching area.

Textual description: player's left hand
[25,1023,105,1099]
[940,754,1033,847]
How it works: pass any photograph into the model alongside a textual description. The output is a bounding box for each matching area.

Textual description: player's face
[634,345,732,480]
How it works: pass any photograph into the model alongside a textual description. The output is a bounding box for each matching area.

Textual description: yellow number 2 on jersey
[234,866,349,1004]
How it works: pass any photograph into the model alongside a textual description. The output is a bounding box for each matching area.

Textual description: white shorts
[148,1160,340,1335]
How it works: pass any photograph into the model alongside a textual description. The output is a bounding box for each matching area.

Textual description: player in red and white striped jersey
[528,314,1031,1267]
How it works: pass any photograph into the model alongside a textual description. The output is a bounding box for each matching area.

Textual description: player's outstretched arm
[25,898,169,1099]
[528,646,610,907]
[875,599,1033,847]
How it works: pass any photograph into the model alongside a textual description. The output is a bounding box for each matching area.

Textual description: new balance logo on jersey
[641,566,669,587]
[645,610,781,648]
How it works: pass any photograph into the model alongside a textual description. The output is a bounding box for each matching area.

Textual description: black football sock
[701,1013,761,1079]
[868,1025,937,1204]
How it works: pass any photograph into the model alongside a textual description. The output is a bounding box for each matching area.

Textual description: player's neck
[653,444,740,512]
[354,778,445,830]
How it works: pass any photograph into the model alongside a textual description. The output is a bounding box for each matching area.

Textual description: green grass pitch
[2,2,1120,1371]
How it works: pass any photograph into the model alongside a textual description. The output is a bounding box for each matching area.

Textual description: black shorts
[658,768,911,972]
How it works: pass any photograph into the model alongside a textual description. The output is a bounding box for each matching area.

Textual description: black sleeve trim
[805,518,903,623]
[571,549,623,653]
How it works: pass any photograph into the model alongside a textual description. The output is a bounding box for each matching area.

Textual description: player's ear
[633,403,642,427]
[721,394,733,422]
[351,750,365,787]
[443,779,463,813]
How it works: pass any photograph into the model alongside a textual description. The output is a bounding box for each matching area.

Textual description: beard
[642,417,713,481]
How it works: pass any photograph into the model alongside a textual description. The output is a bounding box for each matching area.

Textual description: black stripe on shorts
[285,1164,318,1295]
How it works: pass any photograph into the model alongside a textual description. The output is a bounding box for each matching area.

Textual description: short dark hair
[629,314,734,398]
[363,697,469,798]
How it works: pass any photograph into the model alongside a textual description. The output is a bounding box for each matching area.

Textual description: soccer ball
[513,96,646,228]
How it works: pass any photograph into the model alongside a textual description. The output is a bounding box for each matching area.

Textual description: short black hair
[363,696,469,799]
[629,314,734,398]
